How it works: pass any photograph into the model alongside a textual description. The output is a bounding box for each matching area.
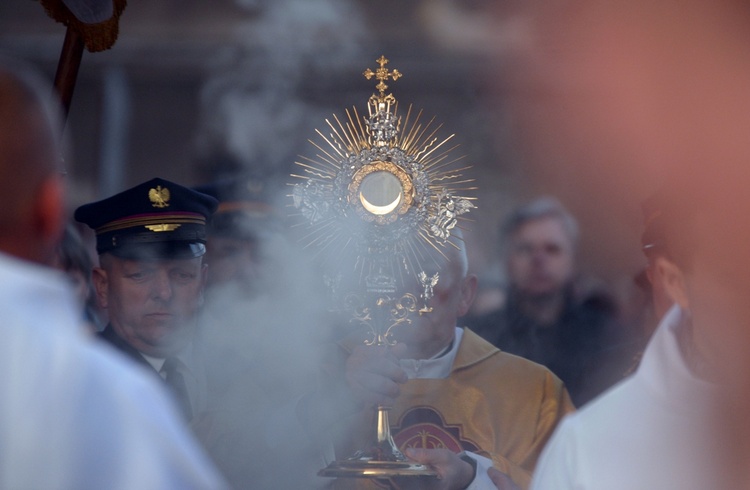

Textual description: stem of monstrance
[318,278,438,479]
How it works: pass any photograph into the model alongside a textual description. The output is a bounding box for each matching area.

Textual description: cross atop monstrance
[363,55,402,99]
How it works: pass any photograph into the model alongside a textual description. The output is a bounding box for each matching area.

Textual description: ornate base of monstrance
[319,459,436,479]
[319,405,437,480]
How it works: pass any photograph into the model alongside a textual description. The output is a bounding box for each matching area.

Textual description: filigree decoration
[368,108,399,146]
[292,181,331,224]
[365,270,398,295]
[338,291,421,347]
[418,271,439,301]
[362,293,420,346]
[391,293,418,323]
[417,271,439,314]
[426,191,476,241]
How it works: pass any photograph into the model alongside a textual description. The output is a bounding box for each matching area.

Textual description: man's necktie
[161,357,193,420]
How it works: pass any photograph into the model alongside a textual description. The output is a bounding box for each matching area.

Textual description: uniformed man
[75,177,218,423]
[0,59,224,489]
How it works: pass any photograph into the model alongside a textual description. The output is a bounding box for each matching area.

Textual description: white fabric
[531,306,719,490]
[399,327,463,379]
[0,252,226,489]
[142,352,167,375]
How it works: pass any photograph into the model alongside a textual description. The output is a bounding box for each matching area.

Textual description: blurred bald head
[0,61,66,264]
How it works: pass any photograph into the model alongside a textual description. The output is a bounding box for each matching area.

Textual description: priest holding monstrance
[291,56,574,490]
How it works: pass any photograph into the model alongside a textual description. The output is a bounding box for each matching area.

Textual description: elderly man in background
[468,197,632,406]
[0,59,224,488]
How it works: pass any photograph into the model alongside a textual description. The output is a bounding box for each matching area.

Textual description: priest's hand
[399,448,475,490]
[488,467,521,490]
[345,343,408,407]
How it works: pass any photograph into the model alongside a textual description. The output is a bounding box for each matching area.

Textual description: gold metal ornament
[149,185,170,208]
[349,160,413,224]
[144,223,181,232]
[291,56,476,482]
[363,55,402,99]
[291,56,475,286]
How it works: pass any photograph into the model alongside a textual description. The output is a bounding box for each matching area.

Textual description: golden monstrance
[291,55,476,482]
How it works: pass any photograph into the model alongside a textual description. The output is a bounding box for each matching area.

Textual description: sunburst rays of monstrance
[290,55,476,481]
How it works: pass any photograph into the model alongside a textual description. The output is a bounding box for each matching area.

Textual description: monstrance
[290,55,476,481]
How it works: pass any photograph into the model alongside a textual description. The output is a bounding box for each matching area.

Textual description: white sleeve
[530,415,579,490]
[463,452,499,490]
[2,329,228,490]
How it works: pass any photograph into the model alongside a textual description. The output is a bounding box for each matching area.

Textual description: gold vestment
[333,329,574,489]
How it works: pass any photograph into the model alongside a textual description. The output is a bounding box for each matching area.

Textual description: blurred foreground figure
[313,235,574,490]
[638,196,674,324]
[530,198,723,489]
[632,195,676,351]
[488,0,750,487]
[0,61,224,488]
[76,178,218,425]
[622,196,676,376]
[469,197,631,406]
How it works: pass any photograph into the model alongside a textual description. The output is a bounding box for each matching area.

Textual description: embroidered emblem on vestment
[392,406,479,453]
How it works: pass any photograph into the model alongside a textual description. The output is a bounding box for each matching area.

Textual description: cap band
[95,212,206,235]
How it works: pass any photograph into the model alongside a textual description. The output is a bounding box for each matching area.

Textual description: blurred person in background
[188,176,332,489]
[467,197,633,406]
[53,222,104,331]
[192,175,293,398]
[0,59,224,488]
[196,175,283,300]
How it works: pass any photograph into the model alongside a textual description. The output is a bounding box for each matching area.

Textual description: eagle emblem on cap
[149,185,170,208]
